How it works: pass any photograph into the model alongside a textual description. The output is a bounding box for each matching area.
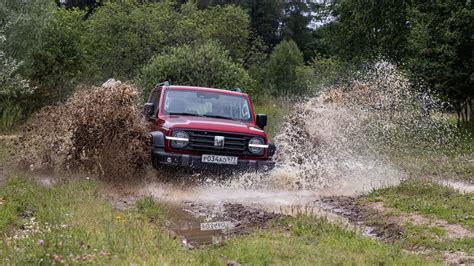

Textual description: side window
[148,88,162,105]
[147,87,162,115]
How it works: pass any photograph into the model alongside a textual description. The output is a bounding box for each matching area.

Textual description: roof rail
[154,81,170,89]
[232,88,242,93]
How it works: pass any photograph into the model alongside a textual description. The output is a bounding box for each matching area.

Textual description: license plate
[200,221,233,231]
[202,155,238,165]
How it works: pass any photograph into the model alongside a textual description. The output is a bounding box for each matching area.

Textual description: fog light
[167,157,172,163]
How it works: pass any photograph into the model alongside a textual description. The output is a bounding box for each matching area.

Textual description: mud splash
[20,79,149,180]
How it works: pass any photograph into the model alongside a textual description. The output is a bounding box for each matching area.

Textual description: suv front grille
[180,129,254,155]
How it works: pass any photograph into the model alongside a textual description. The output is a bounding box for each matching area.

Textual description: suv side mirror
[256,114,267,129]
[143,103,155,120]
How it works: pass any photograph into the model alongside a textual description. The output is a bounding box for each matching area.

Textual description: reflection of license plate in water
[200,221,233,231]
[202,155,238,165]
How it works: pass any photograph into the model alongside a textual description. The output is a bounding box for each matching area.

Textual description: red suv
[143,82,276,172]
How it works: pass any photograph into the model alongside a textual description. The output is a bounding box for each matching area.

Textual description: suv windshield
[162,89,252,122]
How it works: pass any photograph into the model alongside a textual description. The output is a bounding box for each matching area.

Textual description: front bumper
[152,149,275,172]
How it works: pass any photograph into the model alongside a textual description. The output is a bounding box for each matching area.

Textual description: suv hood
[160,115,265,136]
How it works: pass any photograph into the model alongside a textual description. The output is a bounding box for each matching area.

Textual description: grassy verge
[0,174,437,265]
[400,223,474,253]
[363,179,474,253]
[393,122,473,182]
[367,179,474,229]
[0,174,194,265]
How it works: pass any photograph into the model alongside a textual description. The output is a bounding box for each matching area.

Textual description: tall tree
[406,0,473,127]
[245,0,282,46]
[26,8,88,106]
[328,0,411,62]
[179,0,282,47]
[280,1,313,60]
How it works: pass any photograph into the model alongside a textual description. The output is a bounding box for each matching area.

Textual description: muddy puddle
[161,201,282,247]
[164,203,236,247]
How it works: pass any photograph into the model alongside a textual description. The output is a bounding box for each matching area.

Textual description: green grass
[367,179,474,229]
[0,174,437,265]
[0,175,194,264]
[361,179,474,254]
[198,216,438,265]
[252,96,292,140]
[0,140,10,170]
[400,223,474,253]
[135,196,166,223]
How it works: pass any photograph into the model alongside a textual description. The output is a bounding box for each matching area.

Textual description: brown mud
[320,195,474,240]
[318,195,474,264]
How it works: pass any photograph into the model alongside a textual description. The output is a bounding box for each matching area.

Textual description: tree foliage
[137,41,254,95]
[0,35,34,130]
[0,36,33,104]
[26,8,87,105]
[84,2,176,82]
[315,0,473,126]
[265,40,304,96]
[280,1,314,60]
[174,4,249,61]
[327,0,410,62]
[405,0,473,126]
[85,2,249,82]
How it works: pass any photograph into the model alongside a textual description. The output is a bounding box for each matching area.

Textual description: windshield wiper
[203,114,234,120]
[168,112,202,117]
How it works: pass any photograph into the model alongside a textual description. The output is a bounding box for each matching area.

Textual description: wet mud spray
[22,62,470,245]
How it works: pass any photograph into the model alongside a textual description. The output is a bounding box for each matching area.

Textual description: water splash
[205,60,468,196]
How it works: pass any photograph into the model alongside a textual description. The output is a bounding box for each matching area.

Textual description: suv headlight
[167,130,189,148]
[248,137,267,154]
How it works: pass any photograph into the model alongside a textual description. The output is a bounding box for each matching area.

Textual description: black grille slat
[189,133,245,141]
[191,139,214,144]
[179,129,256,155]
[190,144,245,151]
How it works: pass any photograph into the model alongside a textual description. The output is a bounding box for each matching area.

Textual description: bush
[25,7,87,106]
[0,35,33,131]
[137,41,255,95]
[265,40,304,96]
[295,57,353,94]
